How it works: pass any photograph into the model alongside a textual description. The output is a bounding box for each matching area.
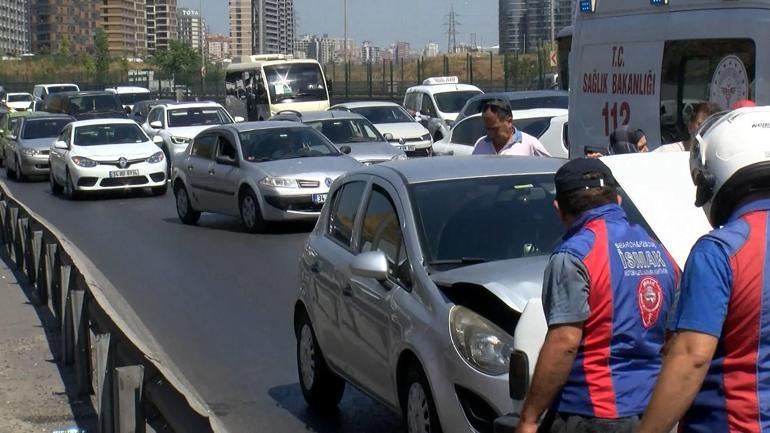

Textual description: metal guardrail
[0,184,224,433]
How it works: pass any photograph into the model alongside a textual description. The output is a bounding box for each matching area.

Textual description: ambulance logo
[638,277,663,329]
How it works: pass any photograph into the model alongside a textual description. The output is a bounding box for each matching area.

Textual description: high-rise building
[229,0,252,59]
[177,7,206,54]
[499,0,575,54]
[206,34,230,61]
[424,42,440,58]
[361,41,380,64]
[147,0,177,55]
[101,0,148,58]
[253,0,294,55]
[30,0,100,55]
[394,41,410,64]
[0,0,29,56]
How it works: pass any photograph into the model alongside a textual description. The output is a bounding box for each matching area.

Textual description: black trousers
[540,412,640,433]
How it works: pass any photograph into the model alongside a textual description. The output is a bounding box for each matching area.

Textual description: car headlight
[71,156,98,168]
[147,151,165,164]
[421,133,432,142]
[260,176,298,188]
[170,136,191,145]
[450,305,515,376]
[20,148,39,156]
[391,153,407,161]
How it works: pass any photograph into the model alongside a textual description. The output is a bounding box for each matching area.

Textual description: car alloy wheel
[239,189,266,233]
[299,324,316,390]
[403,366,442,433]
[64,171,79,200]
[295,311,344,409]
[174,184,200,225]
[15,158,25,182]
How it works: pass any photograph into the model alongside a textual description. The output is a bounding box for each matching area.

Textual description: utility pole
[550,0,555,44]
[445,4,459,54]
[343,0,348,64]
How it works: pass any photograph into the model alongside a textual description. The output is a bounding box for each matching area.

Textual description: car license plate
[109,169,140,178]
[400,145,416,152]
[312,193,327,204]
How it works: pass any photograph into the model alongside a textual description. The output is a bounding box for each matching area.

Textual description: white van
[403,76,483,141]
[106,86,151,111]
[567,0,767,158]
[32,83,80,100]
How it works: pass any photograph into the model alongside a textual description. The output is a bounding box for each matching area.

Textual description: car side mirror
[383,133,394,141]
[8,134,16,141]
[216,154,239,166]
[340,145,352,155]
[150,121,162,129]
[54,140,68,150]
[350,250,389,281]
[152,136,164,145]
[234,116,245,123]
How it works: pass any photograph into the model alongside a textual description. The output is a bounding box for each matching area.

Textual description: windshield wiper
[429,257,492,266]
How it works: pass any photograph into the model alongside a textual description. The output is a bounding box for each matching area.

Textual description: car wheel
[151,182,168,196]
[5,157,14,179]
[162,147,171,177]
[49,172,63,195]
[63,170,79,200]
[174,183,200,225]
[296,312,345,408]
[239,188,266,233]
[15,158,26,182]
[403,365,443,433]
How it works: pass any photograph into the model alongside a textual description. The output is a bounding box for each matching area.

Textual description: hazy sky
[179,0,499,49]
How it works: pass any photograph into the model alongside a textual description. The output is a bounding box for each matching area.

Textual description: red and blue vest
[553,204,679,418]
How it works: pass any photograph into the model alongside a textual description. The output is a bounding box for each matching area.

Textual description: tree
[149,40,201,81]
[94,28,110,77]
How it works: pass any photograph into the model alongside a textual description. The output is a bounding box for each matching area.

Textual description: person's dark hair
[690,102,722,124]
[556,172,618,216]
[482,100,513,121]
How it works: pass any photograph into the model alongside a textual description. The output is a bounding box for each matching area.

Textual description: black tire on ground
[5,157,15,179]
[402,364,443,433]
[174,183,200,225]
[15,158,26,182]
[49,172,63,195]
[63,170,79,200]
[296,311,345,409]
[239,188,267,233]
[151,182,168,196]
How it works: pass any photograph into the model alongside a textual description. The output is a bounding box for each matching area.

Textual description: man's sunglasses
[482,100,512,115]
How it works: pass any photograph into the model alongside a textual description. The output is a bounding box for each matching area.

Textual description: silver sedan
[172,121,362,232]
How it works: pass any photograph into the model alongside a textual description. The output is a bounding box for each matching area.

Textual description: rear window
[509,96,568,111]
[8,94,33,102]
[168,107,232,127]
[48,85,78,94]
[67,94,122,113]
[435,91,483,113]
[22,118,72,139]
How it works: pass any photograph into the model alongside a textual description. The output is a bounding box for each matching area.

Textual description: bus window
[263,63,328,104]
[660,39,755,144]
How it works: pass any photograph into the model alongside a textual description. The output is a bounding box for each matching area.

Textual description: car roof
[161,101,223,110]
[20,112,74,120]
[458,108,568,124]
[332,101,403,109]
[7,92,32,96]
[37,83,78,88]
[366,155,566,184]
[70,118,140,127]
[406,84,482,94]
[112,86,150,94]
[223,120,312,133]
[292,110,366,122]
[51,91,117,97]
[471,90,568,101]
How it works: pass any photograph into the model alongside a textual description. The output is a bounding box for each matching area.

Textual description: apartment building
[229,0,252,58]
[177,7,206,53]
[0,0,29,56]
[147,0,177,55]
[101,0,148,58]
[30,0,100,54]
[499,0,575,54]
[206,34,230,62]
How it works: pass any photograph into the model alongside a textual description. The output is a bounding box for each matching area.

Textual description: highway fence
[0,183,225,433]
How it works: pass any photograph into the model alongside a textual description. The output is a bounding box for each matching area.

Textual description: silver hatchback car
[172,121,362,232]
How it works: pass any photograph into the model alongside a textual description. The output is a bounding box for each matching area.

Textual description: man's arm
[515,324,583,433]
[637,331,718,433]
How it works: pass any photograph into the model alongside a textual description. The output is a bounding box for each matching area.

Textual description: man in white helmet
[638,106,770,433]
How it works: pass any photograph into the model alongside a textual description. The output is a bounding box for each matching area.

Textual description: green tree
[149,40,201,81]
[94,28,110,77]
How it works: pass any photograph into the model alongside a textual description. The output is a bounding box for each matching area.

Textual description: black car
[130,99,176,124]
[43,91,128,120]
[455,90,569,124]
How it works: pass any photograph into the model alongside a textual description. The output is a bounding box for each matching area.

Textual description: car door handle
[208,169,215,176]
[309,262,320,273]
[187,165,194,171]
[342,285,353,297]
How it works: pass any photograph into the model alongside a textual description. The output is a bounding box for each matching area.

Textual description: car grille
[265,195,323,212]
[99,176,149,187]
[149,172,166,182]
[98,157,147,168]
[405,147,432,158]
[297,180,320,188]
[387,137,424,144]
[39,150,50,156]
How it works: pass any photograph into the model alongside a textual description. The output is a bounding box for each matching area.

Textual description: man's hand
[514,419,539,433]
[637,331,718,433]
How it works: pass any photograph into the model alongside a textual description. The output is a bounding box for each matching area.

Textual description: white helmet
[690,106,770,227]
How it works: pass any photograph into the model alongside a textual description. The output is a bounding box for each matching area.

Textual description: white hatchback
[49,119,168,199]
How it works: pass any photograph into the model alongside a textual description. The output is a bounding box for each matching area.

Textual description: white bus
[568,0,768,157]
[225,55,330,121]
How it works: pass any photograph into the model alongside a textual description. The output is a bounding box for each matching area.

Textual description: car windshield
[435,91,482,113]
[167,107,232,127]
[306,119,384,144]
[450,116,556,146]
[68,95,122,113]
[264,63,328,103]
[22,118,71,139]
[117,93,151,106]
[411,174,654,271]
[73,124,148,146]
[8,94,32,102]
[239,127,340,162]
[350,106,414,124]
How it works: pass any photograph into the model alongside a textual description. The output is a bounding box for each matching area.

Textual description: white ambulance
[568,0,768,158]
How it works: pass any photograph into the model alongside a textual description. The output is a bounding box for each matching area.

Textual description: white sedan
[433,109,569,158]
[49,119,168,199]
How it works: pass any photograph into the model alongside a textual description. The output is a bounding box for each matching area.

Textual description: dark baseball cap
[555,158,617,194]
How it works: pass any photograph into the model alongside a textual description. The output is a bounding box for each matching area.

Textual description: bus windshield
[264,63,327,104]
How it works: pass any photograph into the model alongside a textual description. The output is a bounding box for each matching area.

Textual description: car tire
[49,172,63,195]
[15,158,26,182]
[239,188,267,233]
[63,170,79,200]
[403,365,443,433]
[174,183,200,225]
[162,147,171,177]
[296,312,345,409]
[5,158,14,180]
[151,182,168,196]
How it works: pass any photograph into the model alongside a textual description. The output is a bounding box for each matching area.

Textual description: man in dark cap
[514,159,679,433]
[609,126,648,154]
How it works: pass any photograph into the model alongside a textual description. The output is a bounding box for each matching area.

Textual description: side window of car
[328,181,366,248]
[216,135,238,160]
[191,134,217,160]
[360,185,411,287]
[11,119,21,138]
[57,127,70,146]
[404,93,419,115]
[451,117,485,146]
[421,94,437,117]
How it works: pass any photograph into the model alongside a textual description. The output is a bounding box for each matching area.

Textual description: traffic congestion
[1,1,770,433]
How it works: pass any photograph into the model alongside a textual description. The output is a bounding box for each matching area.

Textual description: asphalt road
[2,175,403,433]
